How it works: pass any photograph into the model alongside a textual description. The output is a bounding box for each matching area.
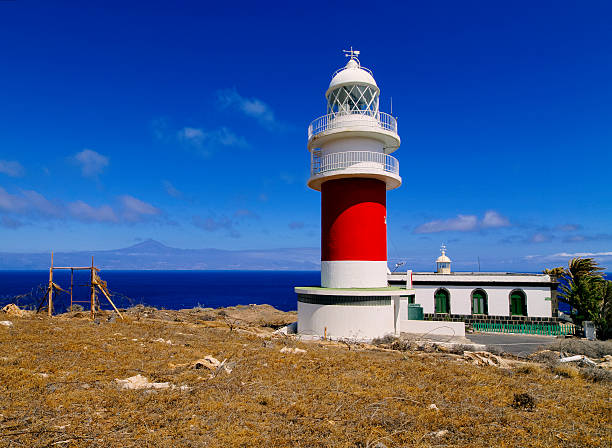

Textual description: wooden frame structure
[38,253,124,320]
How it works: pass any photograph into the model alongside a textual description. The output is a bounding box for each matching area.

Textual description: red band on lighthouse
[321,178,387,262]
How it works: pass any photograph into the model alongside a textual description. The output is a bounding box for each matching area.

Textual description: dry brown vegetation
[0,306,610,447]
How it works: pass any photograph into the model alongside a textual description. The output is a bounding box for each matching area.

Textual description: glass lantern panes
[327,84,379,117]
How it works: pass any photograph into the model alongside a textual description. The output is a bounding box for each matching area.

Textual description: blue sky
[0,0,611,271]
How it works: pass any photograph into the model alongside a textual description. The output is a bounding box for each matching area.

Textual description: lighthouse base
[294,287,411,341]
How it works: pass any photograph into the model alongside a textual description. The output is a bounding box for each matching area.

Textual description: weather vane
[342,46,360,61]
[440,244,447,254]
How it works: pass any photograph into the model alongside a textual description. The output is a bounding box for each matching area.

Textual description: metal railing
[308,111,397,139]
[311,150,399,176]
[472,322,576,336]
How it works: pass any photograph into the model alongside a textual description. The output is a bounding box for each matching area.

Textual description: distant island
[0,239,320,271]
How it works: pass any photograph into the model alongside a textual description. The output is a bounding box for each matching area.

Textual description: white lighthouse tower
[295,50,409,340]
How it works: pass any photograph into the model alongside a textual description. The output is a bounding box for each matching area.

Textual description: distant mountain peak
[126,239,170,251]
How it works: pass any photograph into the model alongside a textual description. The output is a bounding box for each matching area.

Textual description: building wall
[413,285,552,318]
[297,301,395,341]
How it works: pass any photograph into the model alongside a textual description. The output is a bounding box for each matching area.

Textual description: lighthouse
[295,50,408,340]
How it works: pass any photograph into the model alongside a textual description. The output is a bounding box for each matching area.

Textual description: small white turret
[436,244,451,274]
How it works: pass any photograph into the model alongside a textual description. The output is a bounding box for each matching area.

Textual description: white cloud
[0,215,23,229]
[0,186,59,216]
[530,233,550,243]
[0,160,25,177]
[178,126,248,156]
[551,251,612,258]
[119,195,161,222]
[414,210,511,234]
[414,214,478,234]
[193,215,240,238]
[0,186,25,213]
[216,88,279,129]
[21,189,61,217]
[162,180,183,198]
[481,210,510,228]
[556,224,581,232]
[0,186,162,225]
[73,149,109,178]
[178,127,206,145]
[68,200,118,223]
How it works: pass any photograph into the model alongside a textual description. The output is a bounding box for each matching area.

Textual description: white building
[388,247,562,334]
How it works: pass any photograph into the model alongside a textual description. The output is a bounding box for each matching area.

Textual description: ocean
[1,270,610,314]
[0,270,321,313]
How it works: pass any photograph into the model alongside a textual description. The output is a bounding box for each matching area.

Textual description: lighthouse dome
[436,253,451,263]
[326,58,378,96]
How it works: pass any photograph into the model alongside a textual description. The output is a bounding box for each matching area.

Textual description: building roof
[388,271,557,287]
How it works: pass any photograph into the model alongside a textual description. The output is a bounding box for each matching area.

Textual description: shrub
[580,367,612,383]
[545,339,612,358]
[552,365,580,379]
[511,393,535,411]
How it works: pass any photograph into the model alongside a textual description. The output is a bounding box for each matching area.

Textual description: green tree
[546,257,611,339]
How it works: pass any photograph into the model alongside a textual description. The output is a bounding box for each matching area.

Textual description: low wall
[423,314,560,326]
[400,320,465,338]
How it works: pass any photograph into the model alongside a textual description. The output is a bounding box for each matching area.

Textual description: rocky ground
[0,304,610,447]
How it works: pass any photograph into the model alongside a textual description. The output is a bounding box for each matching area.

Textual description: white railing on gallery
[308,111,397,140]
[311,150,399,176]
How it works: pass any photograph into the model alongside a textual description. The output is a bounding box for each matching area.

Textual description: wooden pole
[70,268,74,311]
[48,252,54,317]
[95,283,124,320]
[90,256,95,319]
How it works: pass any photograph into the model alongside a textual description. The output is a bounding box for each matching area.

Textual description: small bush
[511,393,535,411]
[552,365,580,379]
[580,367,612,383]
[485,345,504,356]
[529,350,561,366]
[69,304,84,312]
[545,339,612,358]
[372,334,397,346]
[515,364,544,375]
[447,344,474,355]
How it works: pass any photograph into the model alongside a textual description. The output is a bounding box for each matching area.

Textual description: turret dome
[436,245,452,274]
[326,58,378,97]
[436,254,451,263]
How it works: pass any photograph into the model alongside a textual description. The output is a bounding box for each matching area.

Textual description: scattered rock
[599,355,612,369]
[280,347,306,354]
[559,354,597,367]
[152,337,172,344]
[36,373,50,378]
[428,403,439,411]
[115,374,171,390]
[192,356,222,370]
[463,351,509,368]
[426,429,449,438]
[1,304,28,317]
[274,322,298,335]
[0,321,13,327]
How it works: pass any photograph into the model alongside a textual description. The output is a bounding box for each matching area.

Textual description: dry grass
[0,308,610,447]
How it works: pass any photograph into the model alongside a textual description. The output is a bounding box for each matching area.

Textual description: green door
[472,290,487,315]
[510,291,526,316]
[435,290,449,314]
